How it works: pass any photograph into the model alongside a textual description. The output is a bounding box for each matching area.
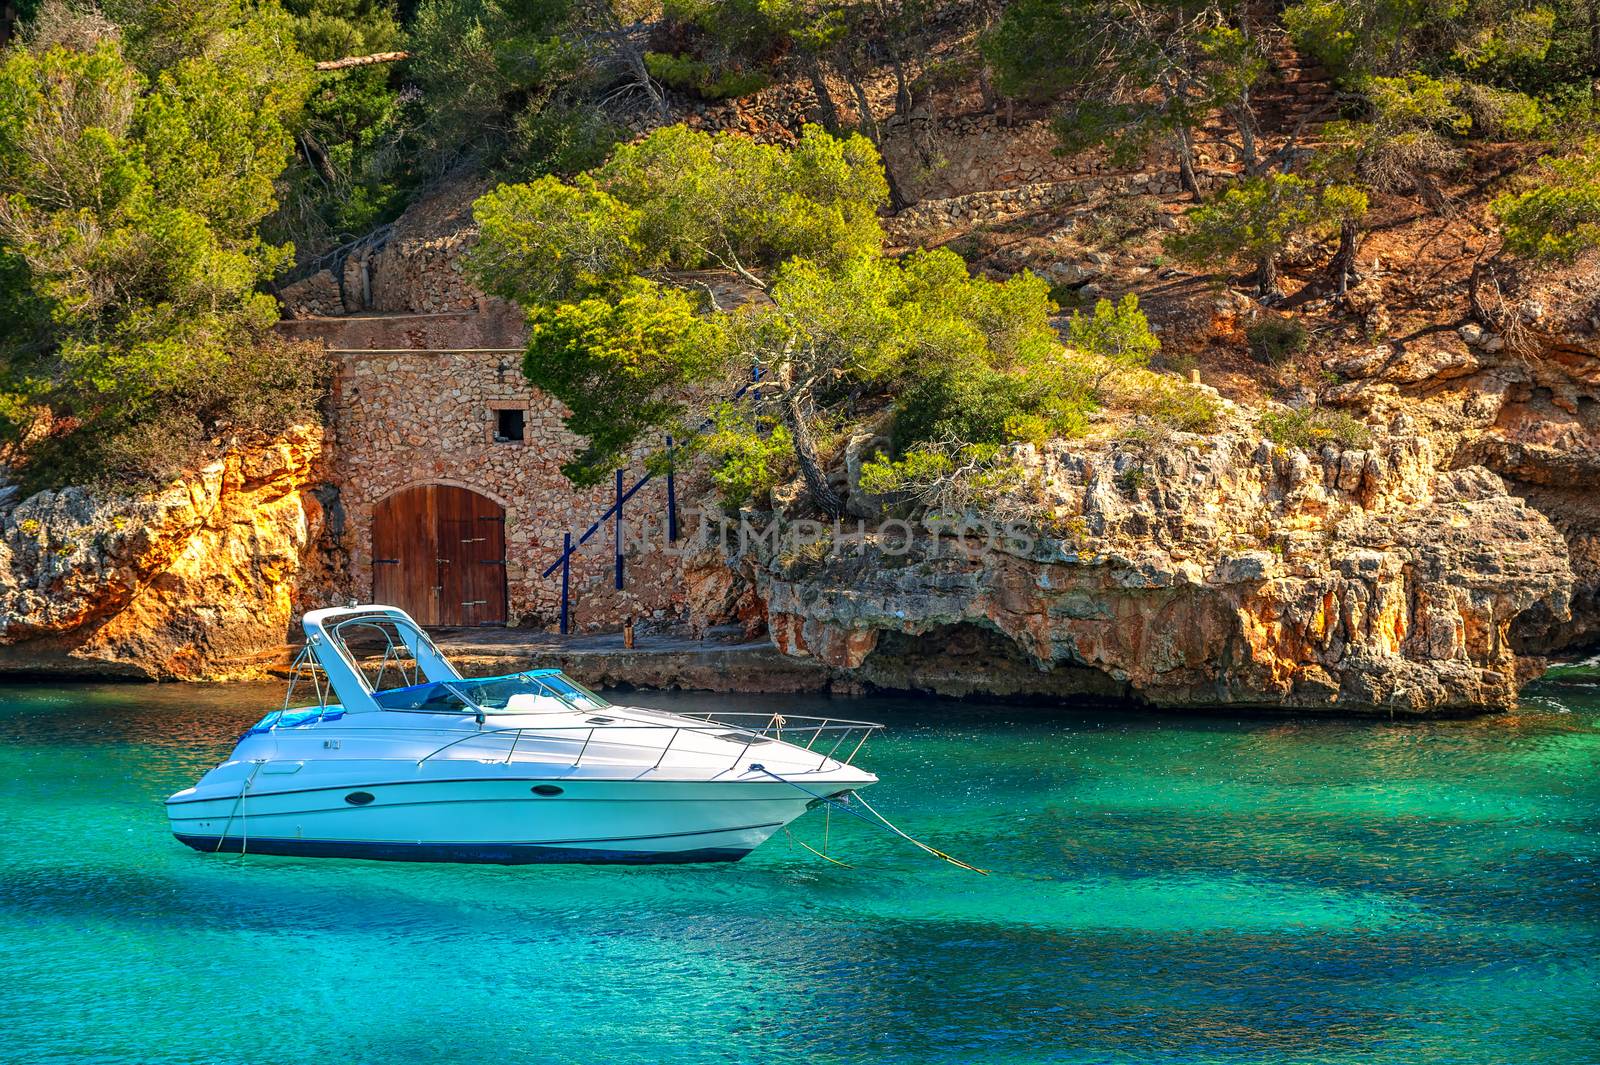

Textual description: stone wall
[281,232,485,320]
[883,169,1229,246]
[277,178,489,320]
[879,114,1137,202]
[279,311,699,632]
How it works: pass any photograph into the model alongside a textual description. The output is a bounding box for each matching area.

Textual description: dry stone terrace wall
[280,232,482,319]
[883,169,1229,246]
[276,312,693,631]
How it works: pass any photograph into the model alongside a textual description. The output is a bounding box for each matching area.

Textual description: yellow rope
[784,827,852,868]
[754,763,990,875]
[854,792,990,875]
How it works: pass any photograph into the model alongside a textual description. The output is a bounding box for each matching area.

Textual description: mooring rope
[750,764,989,875]
[784,827,853,868]
[214,760,266,856]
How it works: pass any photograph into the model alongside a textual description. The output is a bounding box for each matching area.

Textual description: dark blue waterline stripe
[179,820,783,849]
[176,835,752,865]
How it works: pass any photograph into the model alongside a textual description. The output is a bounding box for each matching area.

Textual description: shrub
[0,33,308,447]
[14,338,331,494]
[891,360,1093,455]
[509,100,623,178]
[1493,143,1600,261]
[859,441,1032,517]
[1260,407,1372,449]
[661,0,787,62]
[1068,294,1161,381]
[703,410,793,510]
[1047,282,1092,310]
[1461,83,1543,139]
[1166,174,1367,296]
[644,52,770,100]
[1246,317,1311,364]
[1076,195,1166,247]
[1113,372,1223,433]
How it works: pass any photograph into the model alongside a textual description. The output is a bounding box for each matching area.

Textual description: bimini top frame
[301,605,463,714]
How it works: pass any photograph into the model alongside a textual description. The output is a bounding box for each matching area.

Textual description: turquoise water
[1,676,1597,1065]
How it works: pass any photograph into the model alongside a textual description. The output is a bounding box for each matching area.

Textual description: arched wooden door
[372,485,507,626]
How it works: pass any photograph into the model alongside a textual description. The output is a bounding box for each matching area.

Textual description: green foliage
[1246,317,1311,364]
[1260,406,1372,449]
[662,0,788,61]
[978,0,1078,102]
[1067,295,1160,374]
[1367,73,1471,134]
[703,408,793,508]
[1283,0,1554,82]
[983,0,1269,183]
[472,126,895,502]
[1167,174,1367,288]
[271,0,408,250]
[474,125,1218,514]
[1128,376,1223,432]
[859,445,959,496]
[644,51,770,100]
[520,279,732,482]
[877,253,1094,451]
[858,440,1030,515]
[1279,0,1593,148]
[0,26,309,456]
[1460,83,1544,138]
[1493,143,1600,261]
[507,97,622,178]
[472,175,644,304]
[890,359,1092,453]
[602,124,887,269]
[404,0,606,186]
[15,337,332,493]
[471,123,887,304]
[1282,0,1401,78]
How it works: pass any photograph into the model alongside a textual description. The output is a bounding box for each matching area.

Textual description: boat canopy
[295,605,610,717]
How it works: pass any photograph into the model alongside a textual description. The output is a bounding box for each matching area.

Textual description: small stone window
[494,407,526,443]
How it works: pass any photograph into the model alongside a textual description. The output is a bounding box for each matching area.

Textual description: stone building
[277,193,694,631]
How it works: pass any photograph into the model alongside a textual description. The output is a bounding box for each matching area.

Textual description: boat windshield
[371,670,611,715]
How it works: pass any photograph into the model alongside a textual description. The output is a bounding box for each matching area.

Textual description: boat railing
[414,713,883,775]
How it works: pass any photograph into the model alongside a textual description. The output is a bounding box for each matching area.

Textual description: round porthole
[344,791,375,806]
[531,785,564,797]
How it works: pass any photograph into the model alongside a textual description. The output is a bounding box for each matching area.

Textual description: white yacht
[166,605,880,864]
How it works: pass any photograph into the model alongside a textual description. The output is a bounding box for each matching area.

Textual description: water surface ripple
[0,679,1595,1064]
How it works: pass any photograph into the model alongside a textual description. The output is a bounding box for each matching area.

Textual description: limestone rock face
[758,424,1573,714]
[0,426,336,679]
[1316,267,1600,655]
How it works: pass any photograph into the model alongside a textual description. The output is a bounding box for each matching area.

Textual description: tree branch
[314,51,410,72]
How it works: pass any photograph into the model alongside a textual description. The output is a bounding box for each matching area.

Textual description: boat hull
[167,774,859,865]
[174,834,757,865]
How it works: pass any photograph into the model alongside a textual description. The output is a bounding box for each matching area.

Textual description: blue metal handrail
[539,364,765,628]
[540,367,762,580]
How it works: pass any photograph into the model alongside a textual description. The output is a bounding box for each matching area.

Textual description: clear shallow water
[1,677,1597,1065]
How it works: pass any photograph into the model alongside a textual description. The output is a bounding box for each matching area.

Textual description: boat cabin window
[370,671,610,715]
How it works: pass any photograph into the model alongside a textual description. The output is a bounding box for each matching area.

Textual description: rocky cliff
[0,426,337,679]
[756,413,1575,714]
[1317,264,1600,659]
